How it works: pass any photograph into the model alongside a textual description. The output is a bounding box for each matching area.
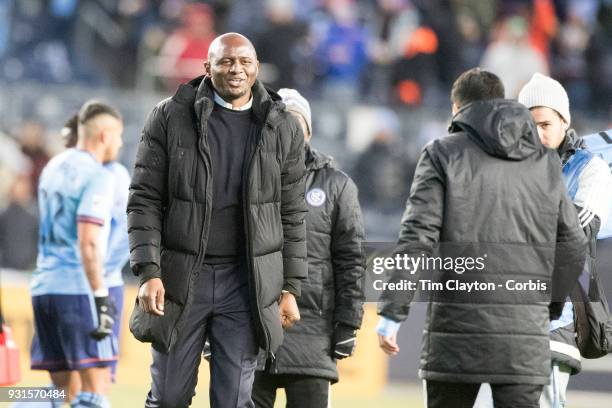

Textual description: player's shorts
[30,293,118,372]
[108,285,124,380]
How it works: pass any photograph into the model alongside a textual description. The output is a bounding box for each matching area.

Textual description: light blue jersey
[104,161,130,288]
[31,149,115,296]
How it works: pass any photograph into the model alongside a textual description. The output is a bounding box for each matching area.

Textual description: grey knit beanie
[518,73,571,125]
[278,88,312,136]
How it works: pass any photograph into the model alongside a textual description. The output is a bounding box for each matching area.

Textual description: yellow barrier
[2,283,386,397]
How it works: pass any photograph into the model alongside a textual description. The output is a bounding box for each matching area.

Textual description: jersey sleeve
[574,155,612,228]
[77,170,115,226]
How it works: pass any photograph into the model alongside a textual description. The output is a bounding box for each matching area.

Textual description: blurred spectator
[351,109,412,213]
[420,0,466,91]
[585,2,612,116]
[313,0,369,100]
[255,0,310,90]
[18,120,50,198]
[364,0,420,103]
[157,3,216,89]
[4,0,74,83]
[0,132,31,210]
[530,0,558,57]
[451,0,493,68]
[552,11,590,110]
[480,15,548,97]
[390,25,439,106]
[0,174,38,271]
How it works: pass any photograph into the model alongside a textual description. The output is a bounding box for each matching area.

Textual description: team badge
[306,188,326,207]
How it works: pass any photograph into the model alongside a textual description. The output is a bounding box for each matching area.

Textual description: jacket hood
[306,144,333,171]
[449,99,542,160]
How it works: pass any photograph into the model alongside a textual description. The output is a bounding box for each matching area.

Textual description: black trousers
[252,371,330,408]
[145,262,259,408]
[425,380,543,408]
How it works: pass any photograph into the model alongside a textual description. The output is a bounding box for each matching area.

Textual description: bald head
[207,33,257,62]
[205,32,259,108]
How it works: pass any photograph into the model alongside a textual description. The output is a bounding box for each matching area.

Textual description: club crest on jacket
[306,188,326,207]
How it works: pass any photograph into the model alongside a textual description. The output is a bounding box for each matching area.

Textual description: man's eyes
[218,59,252,65]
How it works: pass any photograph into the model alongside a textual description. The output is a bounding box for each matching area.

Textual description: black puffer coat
[379,100,587,385]
[258,146,365,382]
[127,76,308,354]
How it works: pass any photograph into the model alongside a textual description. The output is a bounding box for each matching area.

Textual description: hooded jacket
[258,146,365,382]
[127,76,308,354]
[379,100,587,384]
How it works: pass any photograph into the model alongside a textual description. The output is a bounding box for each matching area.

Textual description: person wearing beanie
[251,89,365,408]
[515,73,612,408]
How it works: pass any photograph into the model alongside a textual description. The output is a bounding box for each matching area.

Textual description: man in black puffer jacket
[127,33,307,408]
[376,68,587,408]
[251,89,365,408]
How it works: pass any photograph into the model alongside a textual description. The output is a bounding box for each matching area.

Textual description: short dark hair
[62,113,79,148]
[78,100,122,125]
[451,68,505,107]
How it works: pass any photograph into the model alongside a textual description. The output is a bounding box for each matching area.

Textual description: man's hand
[138,278,165,316]
[279,292,300,329]
[378,333,400,355]
[90,295,116,340]
[332,324,357,359]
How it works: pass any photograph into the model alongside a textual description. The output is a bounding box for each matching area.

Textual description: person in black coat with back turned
[127,33,308,408]
[376,68,587,408]
[251,88,365,408]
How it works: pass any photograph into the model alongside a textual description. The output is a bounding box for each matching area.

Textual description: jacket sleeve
[331,176,366,330]
[550,190,588,313]
[378,147,445,322]
[280,119,308,297]
[127,104,168,275]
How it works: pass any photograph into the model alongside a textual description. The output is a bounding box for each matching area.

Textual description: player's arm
[77,172,116,339]
[278,117,308,328]
[128,104,168,316]
[574,156,612,237]
[377,145,445,355]
[330,177,366,359]
[78,222,105,291]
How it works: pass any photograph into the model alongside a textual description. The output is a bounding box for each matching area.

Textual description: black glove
[332,324,357,360]
[90,296,116,340]
[203,340,211,362]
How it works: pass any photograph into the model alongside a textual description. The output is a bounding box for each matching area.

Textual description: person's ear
[452,103,460,115]
[204,60,211,77]
[99,129,109,146]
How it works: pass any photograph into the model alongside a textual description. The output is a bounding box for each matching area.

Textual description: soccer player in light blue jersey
[61,113,131,386]
[30,101,124,408]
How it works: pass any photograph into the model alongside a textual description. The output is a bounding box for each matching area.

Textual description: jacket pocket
[129,296,183,353]
[261,301,283,353]
[162,199,199,254]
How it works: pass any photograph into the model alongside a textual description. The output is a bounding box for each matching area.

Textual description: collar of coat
[557,128,586,166]
[305,144,334,171]
[172,75,286,128]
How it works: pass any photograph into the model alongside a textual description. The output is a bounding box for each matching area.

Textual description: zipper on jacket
[242,120,272,354]
[171,106,214,350]
[270,351,278,374]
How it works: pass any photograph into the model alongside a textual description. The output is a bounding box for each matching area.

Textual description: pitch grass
[106,384,424,407]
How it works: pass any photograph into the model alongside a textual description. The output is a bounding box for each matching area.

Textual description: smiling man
[127,33,308,407]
